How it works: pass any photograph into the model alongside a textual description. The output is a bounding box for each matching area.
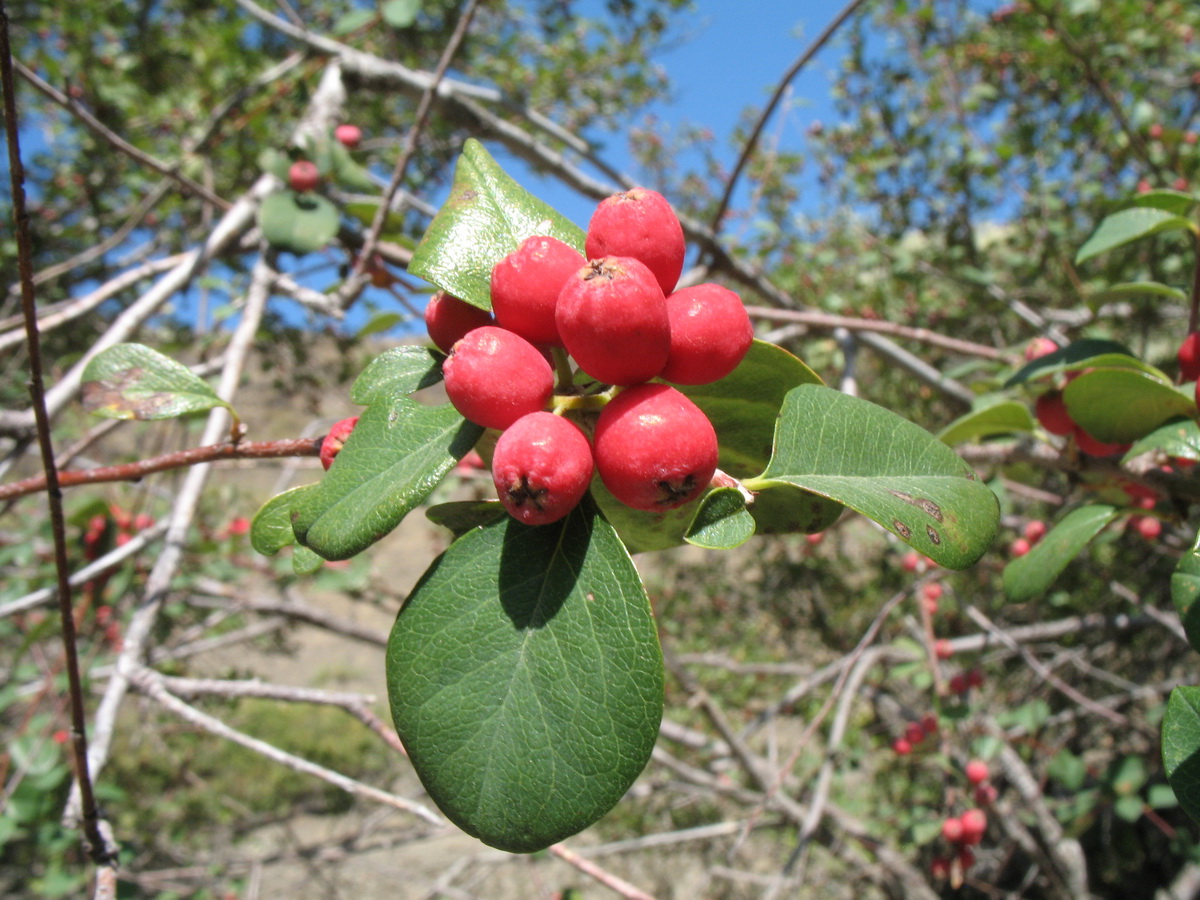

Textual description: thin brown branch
[708,0,872,237]
[547,844,658,900]
[13,60,232,211]
[0,437,323,501]
[0,0,116,869]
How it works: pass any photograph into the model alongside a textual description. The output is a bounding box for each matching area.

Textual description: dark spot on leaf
[927,526,941,545]
[893,519,912,539]
[888,489,943,522]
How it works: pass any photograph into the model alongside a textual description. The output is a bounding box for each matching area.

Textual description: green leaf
[589,477,704,554]
[1172,540,1200,655]
[746,481,844,536]
[1075,207,1198,265]
[329,139,376,191]
[1162,686,1200,824]
[344,200,408,241]
[259,190,339,255]
[81,343,232,421]
[332,8,376,34]
[750,385,998,569]
[350,345,445,405]
[425,500,507,538]
[685,488,756,549]
[1004,338,1148,387]
[382,0,421,28]
[408,139,586,309]
[1128,188,1197,217]
[1064,369,1195,443]
[937,399,1035,445]
[250,485,327,575]
[386,506,663,852]
[292,398,483,560]
[1002,504,1118,601]
[1124,417,1200,462]
[258,147,292,182]
[679,340,824,479]
[1114,794,1145,822]
[1086,281,1189,308]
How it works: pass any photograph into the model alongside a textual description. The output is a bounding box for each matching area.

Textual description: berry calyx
[1179,331,1200,382]
[585,187,686,295]
[556,256,670,386]
[443,326,554,430]
[658,283,754,385]
[424,291,494,353]
[320,416,360,470]
[288,160,320,193]
[334,124,363,149]
[593,384,718,512]
[1035,390,1074,436]
[491,412,594,526]
[490,235,584,346]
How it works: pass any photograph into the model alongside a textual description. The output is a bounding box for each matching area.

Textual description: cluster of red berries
[1009,518,1046,558]
[82,504,155,560]
[892,713,939,756]
[1025,338,1131,457]
[932,806,988,880]
[426,188,754,526]
[286,124,365,193]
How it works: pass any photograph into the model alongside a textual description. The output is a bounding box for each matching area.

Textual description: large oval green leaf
[1075,207,1198,265]
[1125,418,1200,463]
[750,384,998,569]
[1064,369,1195,443]
[259,190,339,255]
[291,398,482,560]
[1001,504,1118,601]
[1003,338,1154,388]
[1163,687,1200,824]
[408,139,586,309]
[937,399,1034,446]
[386,507,663,853]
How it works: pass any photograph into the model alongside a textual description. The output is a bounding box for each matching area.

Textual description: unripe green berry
[492,412,594,526]
[443,326,553,430]
[593,383,718,511]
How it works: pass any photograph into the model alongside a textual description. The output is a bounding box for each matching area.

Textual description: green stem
[551,347,575,391]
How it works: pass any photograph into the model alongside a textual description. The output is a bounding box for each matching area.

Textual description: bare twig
[0,3,117,876]
[547,844,658,900]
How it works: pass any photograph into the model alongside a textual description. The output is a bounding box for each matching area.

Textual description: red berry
[490,236,584,346]
[424,291,494,354]
[1179,332,1200,382]
[1023,519,1047,543]
[901,550,922,572]
[1186,131,1199,146]
[585,188,685,295]
[1132,515,1162,540]
[88,514,108,534]
[959,808,986,845]
[593,384,718,512]
[1010,537,1031,557]
[923,582,944,604]
[930,857,951,880]
[941,816,964,843]
[133,512,155,531]
[892,737,913,756]
[443,326,554,430]
[966,668,984,688]
[52,729,70,745]
[806,531,824,545]
[935,638,954,660]
[965,759,989,785]
[334,124,363,149]
[658,284,754,385]
[1073,425,1130,458]
[921,713,939,737]
[556,257,670,386]
[491,412,594,526]
[288,160,320,192]
[974,783,998,806]
[1175,177,1191,192]
[1024,336,1058,361]
[1149,123,1165,140]
[1035,390,1074,436]
[1137,179,1153,194]
[227,516,251,536]
[905,722,925,745]
[949,673,969,695]
[320,416,360,470]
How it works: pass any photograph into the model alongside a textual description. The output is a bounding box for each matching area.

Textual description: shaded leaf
[81,343,231,421]
[1002,504,1118,601]
[1004,338,1150,387]
[1086,281,1188,308]
[1163,687,1200,824]
[1172,538,1200,655]
[408,139,586,309]
[685,488,756,549]
[751,385,998,569]
[250,485,327,575]
[386,506,662,852]
[1124,417,1200,463]
[1128,189,1197,217]
[424,500,507,538]
[1075,207,1198,265]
